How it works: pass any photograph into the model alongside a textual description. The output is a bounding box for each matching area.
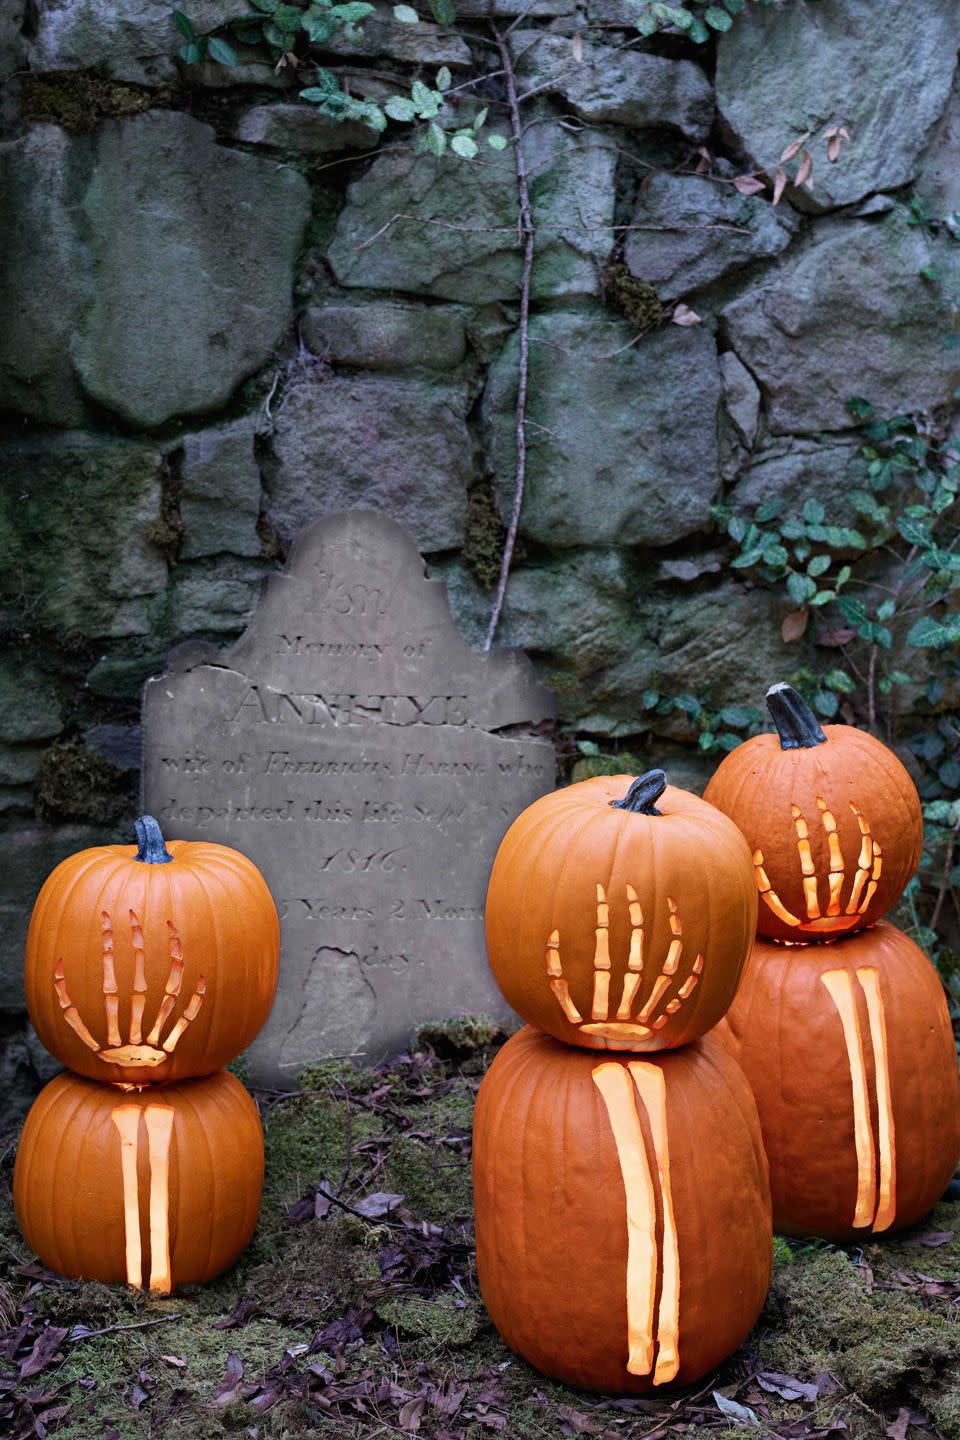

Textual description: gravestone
[142,511,555,1084]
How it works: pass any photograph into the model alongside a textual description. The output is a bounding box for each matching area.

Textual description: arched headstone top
[142,510,556,1083]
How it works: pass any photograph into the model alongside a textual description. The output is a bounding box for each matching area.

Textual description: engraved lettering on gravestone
[142,511,555,1084]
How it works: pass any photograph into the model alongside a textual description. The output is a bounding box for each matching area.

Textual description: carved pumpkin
[473,1027,772,1392]
[24,816,279,1085]
[485,770,757,1051]
[715,922,960,1240]
[703,684,922,943]
[14,1069,263,1292]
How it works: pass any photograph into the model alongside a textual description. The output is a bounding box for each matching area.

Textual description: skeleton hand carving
[754,799,882,934]
[54,909,205,1067]
[546,884,704,1042]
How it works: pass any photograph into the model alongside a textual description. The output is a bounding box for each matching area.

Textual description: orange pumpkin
[715,922,960,1240]
[473,1027,772,1392]
[14,1069,263,1292]
[703,684,922,943]
[485,770,757,1051]
[25,816,279,1085]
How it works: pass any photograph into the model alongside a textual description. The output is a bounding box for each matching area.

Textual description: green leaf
[718,705,756,730]
[411,79,434,108]
[887,670,913,686]
[755,497,784,523]
[302,67,340,95]
[335,0,375,17]
[451,132,478,158]
[787,571,816,604]
[384,95,418,121]
[577,739,600,757]
[687,15,709,39]
[897,514,931,547]
[704,4,733,28]
[393,2,420,18]
[436,64,452,90]
[302,6,337,38]
[728,515,747,543]
[179,39,204,61]
[173,9,196,40]
[426,121,447,156]
[814,690,839,718]
[846,396,874,422]
[635,10,659,33]
[472,105,488,131]
[762,542,789,569]
[809,590,835,606]
[642,689,660,710]
[272,2,304,29]
[428,0,456,22]
[824,669,855,694]
[907,615,960,647]
[807,554,830,578]
[698,731,717,752]
[876,597,896,620]
[249,0,279,11]
[837,595,867,625]
[723,0,744,11]
[487,133,508,150]
[207,35,238,63]
[803,498,825,525]
[673,694,702,718]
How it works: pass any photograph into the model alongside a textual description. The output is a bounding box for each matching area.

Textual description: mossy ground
[2,1019,957,1440]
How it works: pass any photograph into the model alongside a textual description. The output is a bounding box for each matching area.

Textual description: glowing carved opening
[144,1106,174,1293]
[820,966,897,1231]
[754,800,883,933]
[592,1064,658,1378]
[629,1063,680,1385]
[545,888,704,1047]
[593,1061,681,1383]
[111,1103,175,1293]
[53,910,205,1068]
[856,966,896,1232]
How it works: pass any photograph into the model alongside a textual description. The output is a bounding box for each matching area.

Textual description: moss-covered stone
[35,737,136,825]
[20,71,164,131]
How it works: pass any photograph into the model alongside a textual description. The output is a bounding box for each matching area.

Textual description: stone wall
[2,0,959,1106]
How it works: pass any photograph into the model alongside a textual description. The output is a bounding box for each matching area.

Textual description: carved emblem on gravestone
[142,511,556,1085]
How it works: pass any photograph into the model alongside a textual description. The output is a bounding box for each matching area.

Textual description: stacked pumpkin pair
[474,769,774,1393]
[705,683,960,1241]
[14,818,279,1294]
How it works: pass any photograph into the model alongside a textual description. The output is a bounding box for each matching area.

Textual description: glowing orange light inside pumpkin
[545,885,704,1047]
[110,1102,175,1293]
[593,1060,680,1384]
[820,965,896,1232]
[754,800,882,934]
[54,909,205,1068]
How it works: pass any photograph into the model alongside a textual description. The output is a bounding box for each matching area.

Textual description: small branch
[72,1314,181,1341]
[485,25,535,652]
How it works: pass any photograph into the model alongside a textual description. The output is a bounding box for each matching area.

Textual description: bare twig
[485,25,535,652]
[71,1314,182,1341]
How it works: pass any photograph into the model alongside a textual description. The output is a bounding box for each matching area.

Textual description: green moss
[462,483,520,591]
[414,1014,511,1063]
[35,736,135,825]
[377,1292,483,1349]
[602,263,663,330]
[762,1247,960,1412]
[21,72,165,132]
[382,1134,472,1226]
[260,1087,378,1222]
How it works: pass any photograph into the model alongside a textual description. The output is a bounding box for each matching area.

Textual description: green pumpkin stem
[610,769,667,815]
[134,815,174,864]
[766,682,827,750]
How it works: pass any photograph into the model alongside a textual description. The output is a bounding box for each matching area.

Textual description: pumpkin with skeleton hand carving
[477,767,772,1392]
[16,815,278,1293]
[485,769,757,1051]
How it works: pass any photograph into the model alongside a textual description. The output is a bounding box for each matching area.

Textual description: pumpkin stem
[134,815,174,864]
[766,682,827,750]
[610,769,667,816]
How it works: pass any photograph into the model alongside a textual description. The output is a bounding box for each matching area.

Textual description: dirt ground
[1,1019,958,1440]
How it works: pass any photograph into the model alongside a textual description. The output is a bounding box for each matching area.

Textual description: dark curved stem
[766,683,827,750]
[610,769,667,815]
[134,815,174,864]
